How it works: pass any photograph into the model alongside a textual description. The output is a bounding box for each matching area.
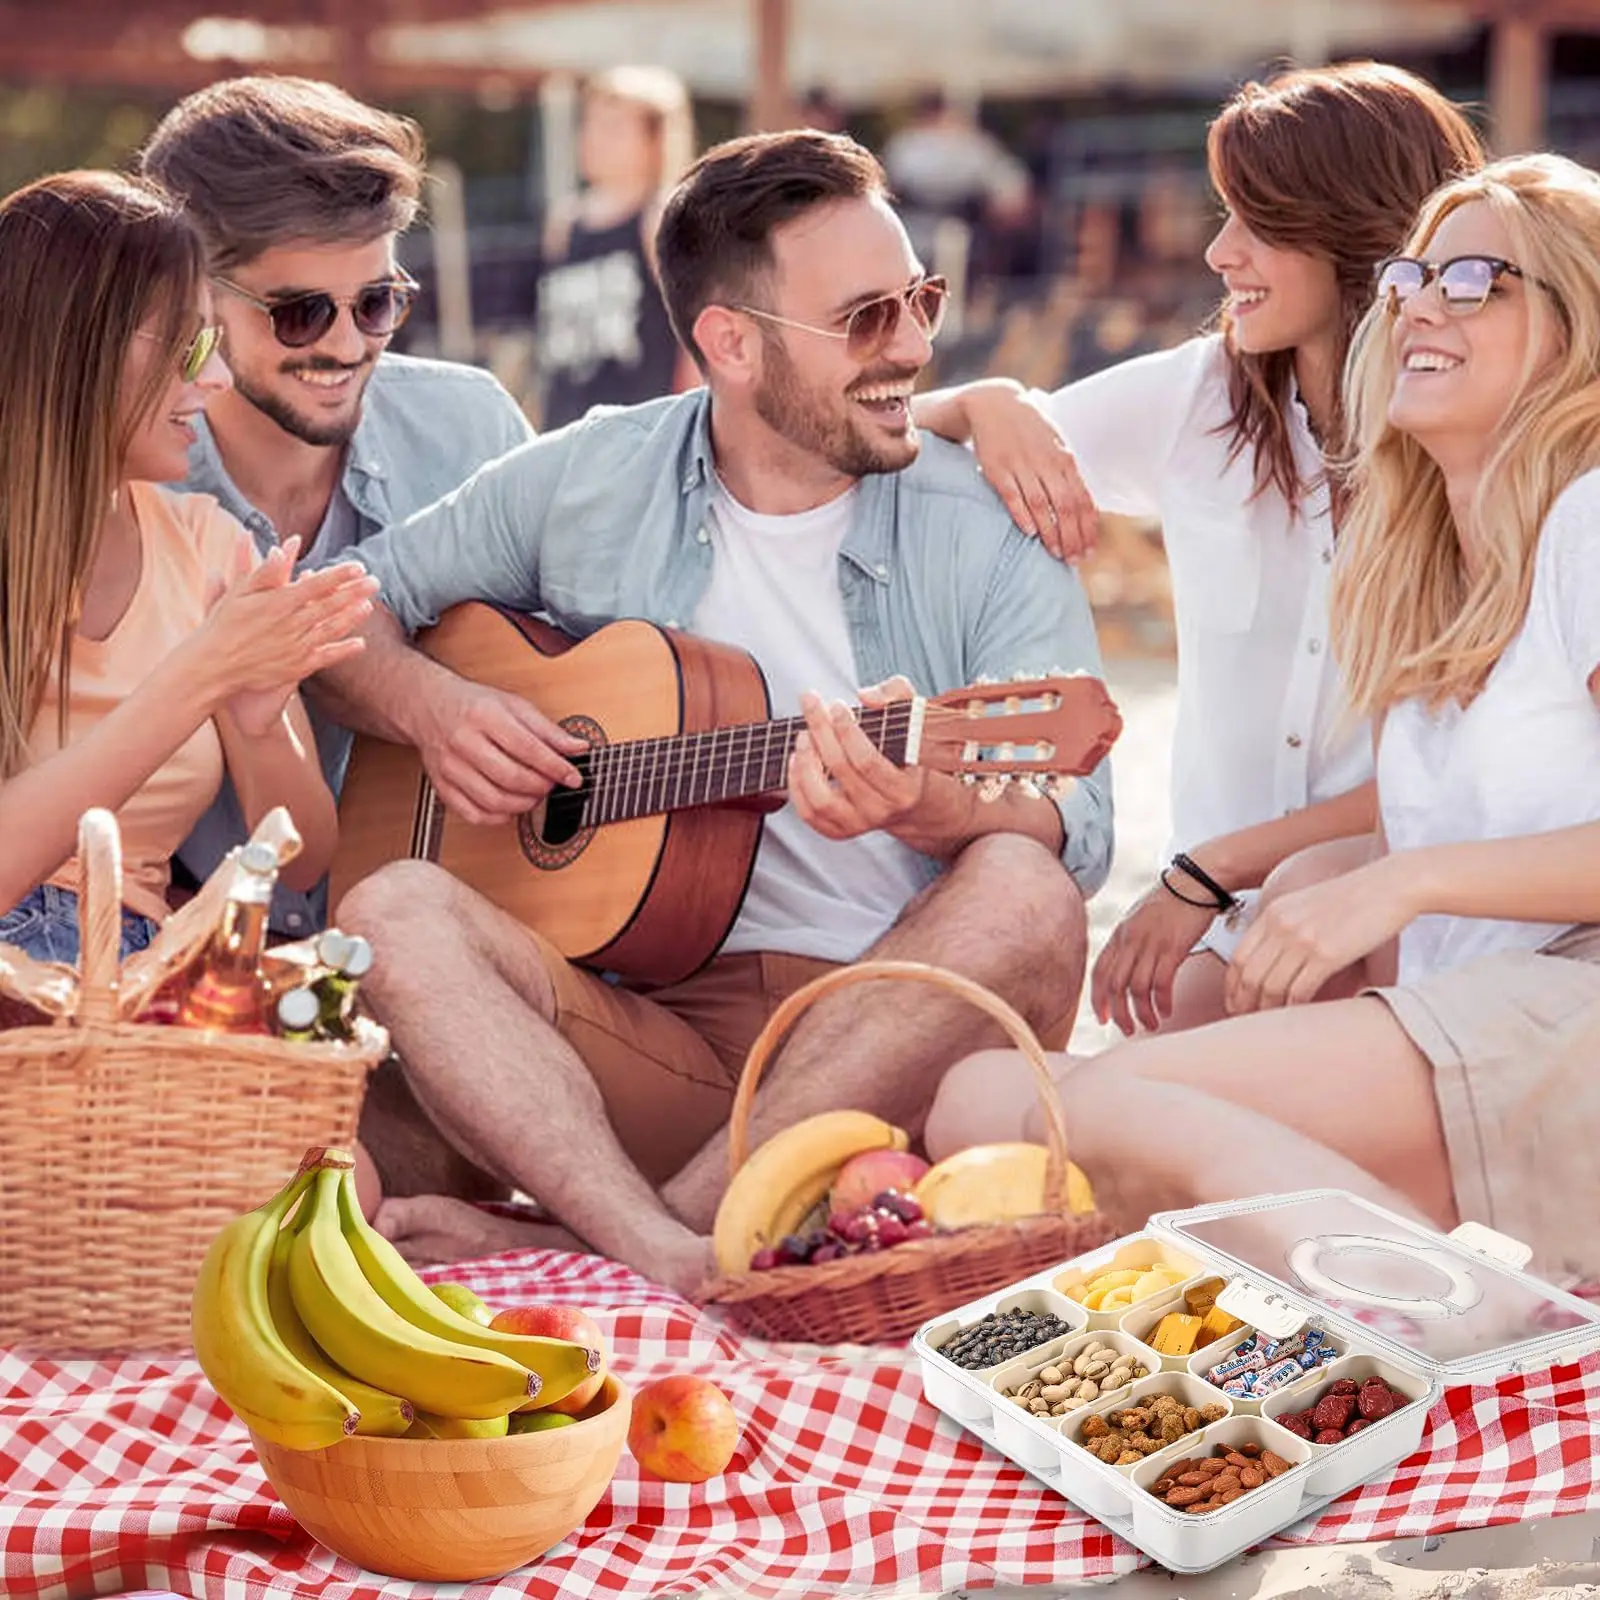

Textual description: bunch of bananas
[191,1149,601,1449]
[711,1110,910,1275]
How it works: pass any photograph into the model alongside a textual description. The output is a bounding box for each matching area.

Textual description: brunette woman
[0,171,376,964]
[917,63,1484,1036]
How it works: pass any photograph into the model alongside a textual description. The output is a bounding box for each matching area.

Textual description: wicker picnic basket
[697,959,1120,1344]
[0,808,387,1356]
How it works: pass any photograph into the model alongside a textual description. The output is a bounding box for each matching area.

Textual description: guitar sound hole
[539,785,587,847]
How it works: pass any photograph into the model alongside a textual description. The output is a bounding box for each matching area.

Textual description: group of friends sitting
[2,62,1596,1300]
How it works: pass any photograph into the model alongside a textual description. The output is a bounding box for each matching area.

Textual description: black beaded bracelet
[1170,851,1240,913]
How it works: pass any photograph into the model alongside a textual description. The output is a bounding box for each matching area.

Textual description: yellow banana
[190,1165,359,1449]
[711,1110,909,1275]
[268,1224,415,1438]
[287,1165,536,1420]
[333,1169,599,1409]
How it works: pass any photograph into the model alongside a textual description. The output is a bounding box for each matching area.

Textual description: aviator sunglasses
[136,321,224,382]
[734,275,949,360]
[1374,253,1551,316]
[211,268,421,348]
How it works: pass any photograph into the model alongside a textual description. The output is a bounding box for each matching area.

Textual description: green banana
[287,1165,536,1419]
[190,1165,359,1449]
[334,1168,601,1409]
[268,1224,415,1438]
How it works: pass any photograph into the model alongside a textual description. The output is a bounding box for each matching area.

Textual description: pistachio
[1017,1379,1044,1401]
[1077,1379,1100,1402]
[1083,1360,1111,1380]
[1028,1398,1051,1415]
[1040,1383,1074,1402]
[1038,1365,1065,1386]
[1073,1351,1098,1377]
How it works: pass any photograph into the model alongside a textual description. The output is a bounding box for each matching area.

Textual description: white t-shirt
[691,479,930,962]
[1037,335,1373,858]
[1380,470,1600,984]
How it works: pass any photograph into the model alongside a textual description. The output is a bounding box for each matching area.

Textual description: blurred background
[3,0,1594,1041]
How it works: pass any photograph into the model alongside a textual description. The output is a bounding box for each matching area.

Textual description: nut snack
[1074,1393,1227,1465]
[1147,1440,1296,1513]
[937,1306,1076,1371]
[999,1342,1149,1416]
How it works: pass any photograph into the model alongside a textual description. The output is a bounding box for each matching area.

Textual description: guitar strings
[577,703,915,825]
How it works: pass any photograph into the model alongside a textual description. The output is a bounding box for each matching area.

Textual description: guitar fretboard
[576,701,916,826]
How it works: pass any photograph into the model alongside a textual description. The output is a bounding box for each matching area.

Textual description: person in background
[915,63,1483,1036]
[534,64,699,428]
[140,74,535,941]
[928,153,1600,1288]
[0,172,373,975]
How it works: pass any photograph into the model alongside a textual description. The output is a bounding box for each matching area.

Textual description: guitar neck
[579,700,922,826]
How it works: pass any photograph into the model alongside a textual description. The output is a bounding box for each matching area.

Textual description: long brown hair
[0,170,205,778]
[1207,62,1484,508]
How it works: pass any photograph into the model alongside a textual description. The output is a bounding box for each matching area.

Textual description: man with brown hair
[318,130,1114,1290]
[143,75,533,937]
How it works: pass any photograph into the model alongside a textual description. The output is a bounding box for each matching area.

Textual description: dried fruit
[1311,1393,1358,1432]
[1314,1428,1345,1444]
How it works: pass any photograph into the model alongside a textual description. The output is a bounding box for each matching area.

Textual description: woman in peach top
[0,171,377,963]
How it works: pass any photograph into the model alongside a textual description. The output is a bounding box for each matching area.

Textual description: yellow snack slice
[1132,1269,1182,1303]
[1149,1312,1204,1357]
[1080,1268,1140,1301]
[1183,1276,1226,1316]
[1199,1304,1244,1344]
[1098,1286,1136,1311]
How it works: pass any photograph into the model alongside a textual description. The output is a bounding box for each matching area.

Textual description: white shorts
[1193,888,1260,964]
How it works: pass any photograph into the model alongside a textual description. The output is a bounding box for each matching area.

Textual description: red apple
[490,1303,607,1415]
[828,1148,930,1223]
[627,1376,739,1483]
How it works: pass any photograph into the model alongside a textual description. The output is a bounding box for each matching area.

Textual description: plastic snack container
[913,1189,1600,1574]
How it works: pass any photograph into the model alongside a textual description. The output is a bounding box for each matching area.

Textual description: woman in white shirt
[917,63,1482,1037]
[928,153,1600,1285]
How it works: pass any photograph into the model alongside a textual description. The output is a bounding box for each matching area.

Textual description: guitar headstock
[915,673,1123,797]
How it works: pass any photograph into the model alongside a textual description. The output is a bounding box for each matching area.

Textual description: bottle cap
[238,842,279,877]
[340,935,374,980]
[277,986,321,1032]
[315,929,355,970]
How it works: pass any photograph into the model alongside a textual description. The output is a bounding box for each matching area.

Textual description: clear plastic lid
[1151,1189,1600,1381]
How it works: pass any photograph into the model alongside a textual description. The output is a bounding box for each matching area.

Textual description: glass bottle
[175,843,278,1034]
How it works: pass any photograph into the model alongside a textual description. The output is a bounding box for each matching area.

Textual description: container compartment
[1052,1236,1204,1327]
[1118,1282,1240,1368]
[1261,1352,1434,1500]
[1129,1415,1312,1573]
[1187,1324,1346,1413]
[922,1288,1088,1381]
[916,1316,993,1423]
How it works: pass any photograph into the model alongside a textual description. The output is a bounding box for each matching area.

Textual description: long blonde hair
[0,171,205,778]
[1333,154,1600,715]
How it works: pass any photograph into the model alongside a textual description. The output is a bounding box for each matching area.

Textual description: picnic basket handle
[727,958,1077,1215]
[76,808,124,1028]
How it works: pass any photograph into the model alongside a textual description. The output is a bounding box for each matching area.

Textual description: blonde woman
[0,171,376,967]
[534,64,699,426]
[927,154,1600,1284]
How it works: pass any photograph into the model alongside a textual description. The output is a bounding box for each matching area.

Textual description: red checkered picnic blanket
[4,1248,1599,1599]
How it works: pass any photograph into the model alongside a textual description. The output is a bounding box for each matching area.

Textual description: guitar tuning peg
[1016,776,1042,800]
[960,772,978,786]
[977,775,1009,803]
[1045,774,1077,799]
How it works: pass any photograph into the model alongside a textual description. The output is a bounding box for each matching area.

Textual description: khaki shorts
[1368,924,1600,1287]
[524,930,837,1187]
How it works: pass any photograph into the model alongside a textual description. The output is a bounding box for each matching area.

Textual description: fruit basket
[697,960,1120,1343]
[913,1189,1600,1573]
[0,809,387,1354]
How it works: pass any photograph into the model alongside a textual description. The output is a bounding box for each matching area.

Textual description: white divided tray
[914,1189,1600,1574]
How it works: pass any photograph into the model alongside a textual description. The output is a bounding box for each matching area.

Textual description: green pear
[509,1410,578,1434]
[407,1410,510,1439]
[429,1281,496,1326]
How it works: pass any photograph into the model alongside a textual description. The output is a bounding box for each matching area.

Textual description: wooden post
[749,0,791,132]
[1488,13,1548,155]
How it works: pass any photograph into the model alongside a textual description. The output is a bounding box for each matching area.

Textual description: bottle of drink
[275,985,322,1043]
[313,932,372,1041]
[175,843,278,1034]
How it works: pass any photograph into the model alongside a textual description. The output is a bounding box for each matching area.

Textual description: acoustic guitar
[331,603,1122,986]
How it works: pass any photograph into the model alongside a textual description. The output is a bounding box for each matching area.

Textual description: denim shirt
[355,390,1115,896]
[174,352,534,934]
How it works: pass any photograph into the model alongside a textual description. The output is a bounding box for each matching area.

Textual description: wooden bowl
[251,1375,632,1581]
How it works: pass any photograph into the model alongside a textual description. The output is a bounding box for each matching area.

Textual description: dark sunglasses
[1374,254,1544,316]
[734,275,949,361]
[212,269,420,348]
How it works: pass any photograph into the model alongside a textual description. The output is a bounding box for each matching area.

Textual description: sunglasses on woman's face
[135,322,224,382]
[1375,254,1535,316]
[734,275,949,362]
[212,270,420,348]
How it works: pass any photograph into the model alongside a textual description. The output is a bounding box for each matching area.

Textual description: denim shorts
[0,884,159,965]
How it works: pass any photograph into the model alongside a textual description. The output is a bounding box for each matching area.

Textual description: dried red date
[1311,1393,1358,1432]
[1358,1379,1398,1420]
[1314,1428,1346,1444]
[1278,1413,1313,1440]
[1346,1418,1372,1433]
[1327,1378,1360,1397]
